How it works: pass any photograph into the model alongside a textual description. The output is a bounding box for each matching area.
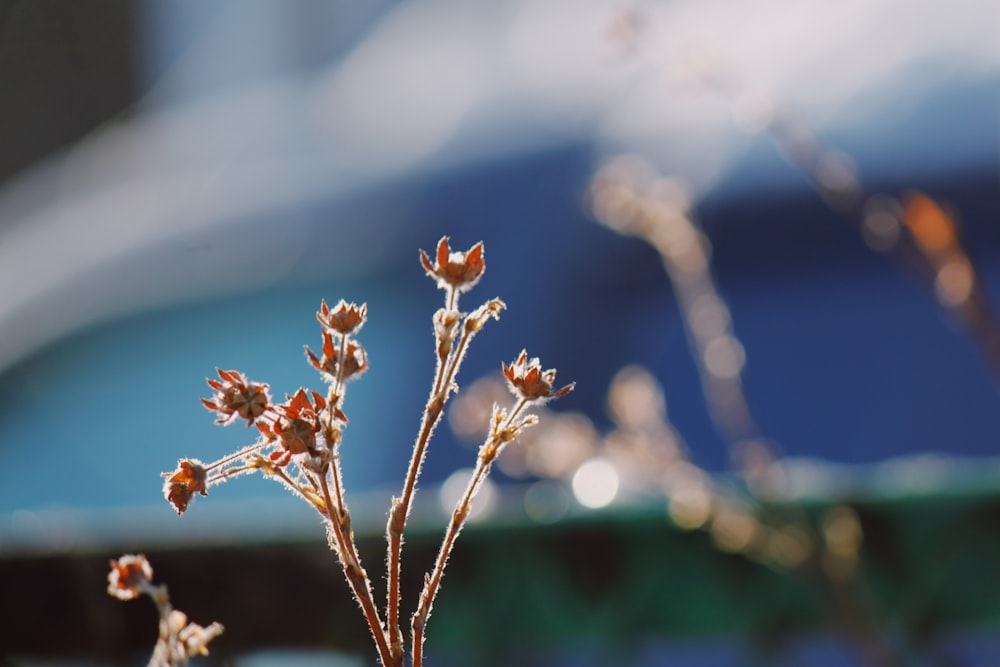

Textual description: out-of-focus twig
[586,149,900,666]
[108,554,224,667]
[695,58,1000,387]
[589,156,761,454]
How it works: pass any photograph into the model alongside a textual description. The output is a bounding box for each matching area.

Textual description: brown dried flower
[107,553,153,600]
[162,459,209,516]
[502,350,575,401]
[305,331,368,383]
[339,341,368,380]
[201,369,270,427]
[271,389,327,466]
[317,299,368,335]
[420,237,485,293]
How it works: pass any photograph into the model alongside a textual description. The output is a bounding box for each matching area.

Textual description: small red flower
[502,350,575,401]
[271,389,328,466]
[107,554,154,600]
[162,459,209,515]
[316,299,367,336]
[201,369,271,427]
[305,331,368,383]
[420,237,485,293]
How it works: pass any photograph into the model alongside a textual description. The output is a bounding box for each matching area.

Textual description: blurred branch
[692,56,1000,388]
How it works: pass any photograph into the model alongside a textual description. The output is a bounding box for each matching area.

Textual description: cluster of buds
[161,299,371,515]
[108,554,224,666]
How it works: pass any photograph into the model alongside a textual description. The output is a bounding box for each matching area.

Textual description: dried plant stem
[336,334,350,393]
[441,328,473,396]
[167,240,562,665]
[317,472,392,666]
[271,465,326,514]
[386,374,447,662]
[204,440,268,472]
[109,554,225,666]
[140,581,181,664]
[386,291,474,663]
[138,577,224,667]
[205,465,253,484]
[411,398,529,667]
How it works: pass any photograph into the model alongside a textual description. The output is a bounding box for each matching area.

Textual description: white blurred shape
[439,468,497,521]
[703,335,746,380]
[572,458,620,509]
[935,259,974,307]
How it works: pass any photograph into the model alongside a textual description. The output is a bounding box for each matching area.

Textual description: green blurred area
[4,468,1000,664]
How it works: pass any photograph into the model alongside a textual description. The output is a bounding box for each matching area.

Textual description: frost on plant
[160,236,572,667]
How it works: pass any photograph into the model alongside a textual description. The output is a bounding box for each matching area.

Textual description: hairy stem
[385,297,469,660]
[206,464,254,484]
[335,333,349,396]
[203,439,269,472]
[386,394,444,663]
[316,473,392,666]
[410,398,528,666]
[271,466,327,514]
[140,581,181,665]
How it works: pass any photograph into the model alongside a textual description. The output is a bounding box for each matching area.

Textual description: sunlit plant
[157,236,572,667]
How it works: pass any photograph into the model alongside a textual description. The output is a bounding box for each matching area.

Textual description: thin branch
[411,398,529,667]
[202,439,269,472]
[316,472,392,666]
[386,300,469,661]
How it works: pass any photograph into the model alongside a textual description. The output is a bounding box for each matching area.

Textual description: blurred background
[1,0,1000,665]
